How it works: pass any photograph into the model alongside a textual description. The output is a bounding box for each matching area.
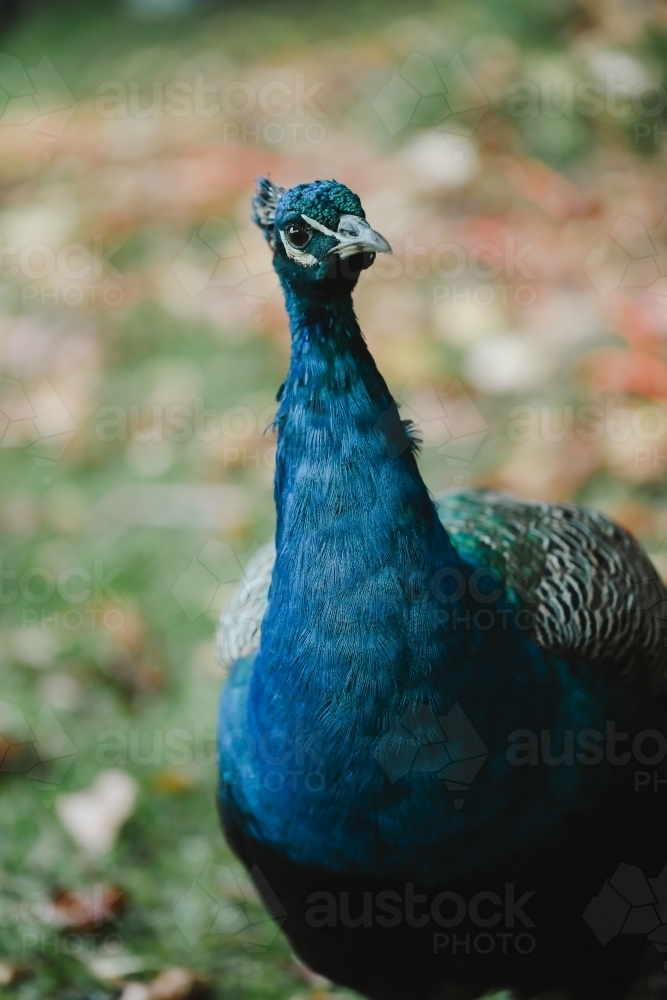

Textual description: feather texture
[216,541,275,670]
[437,490,667,691]
[252,177,286,247]
[217,491,667,690]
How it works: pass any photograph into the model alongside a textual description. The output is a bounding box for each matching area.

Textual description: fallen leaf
[51,884,126,930]
[147,967,211,1000]
[88,954,154,980]
[120,984,150,1000]
[0,963,27,985]
[55,769,139,857]
[151,769,196,794]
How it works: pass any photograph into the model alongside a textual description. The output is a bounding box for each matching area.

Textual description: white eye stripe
[300,214,340,239]
[279,230,318,267]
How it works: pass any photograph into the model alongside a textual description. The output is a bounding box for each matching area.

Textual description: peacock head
[252,177,392,294]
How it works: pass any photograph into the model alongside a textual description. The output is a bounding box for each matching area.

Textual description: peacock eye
[284,223,311,249]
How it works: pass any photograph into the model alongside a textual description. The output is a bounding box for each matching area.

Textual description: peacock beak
[325,214,393,259]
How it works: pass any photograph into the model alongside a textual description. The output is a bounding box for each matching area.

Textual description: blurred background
[2,0,667,996]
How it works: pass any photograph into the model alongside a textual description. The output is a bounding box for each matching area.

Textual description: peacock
[216,177,667,1000]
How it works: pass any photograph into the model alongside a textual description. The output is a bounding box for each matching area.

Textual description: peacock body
[216,178,667,1000]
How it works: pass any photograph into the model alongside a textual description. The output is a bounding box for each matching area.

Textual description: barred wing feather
[437,490,667,692]
[216,541,275,671]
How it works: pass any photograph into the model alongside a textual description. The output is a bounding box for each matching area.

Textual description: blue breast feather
[217,286,634,886]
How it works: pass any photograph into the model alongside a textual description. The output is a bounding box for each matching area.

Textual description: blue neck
[257,283,467,714]
[230,281,628,878]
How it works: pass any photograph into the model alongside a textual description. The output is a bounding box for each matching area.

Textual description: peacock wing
[216,541,275,670]
[438,488,667,692]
